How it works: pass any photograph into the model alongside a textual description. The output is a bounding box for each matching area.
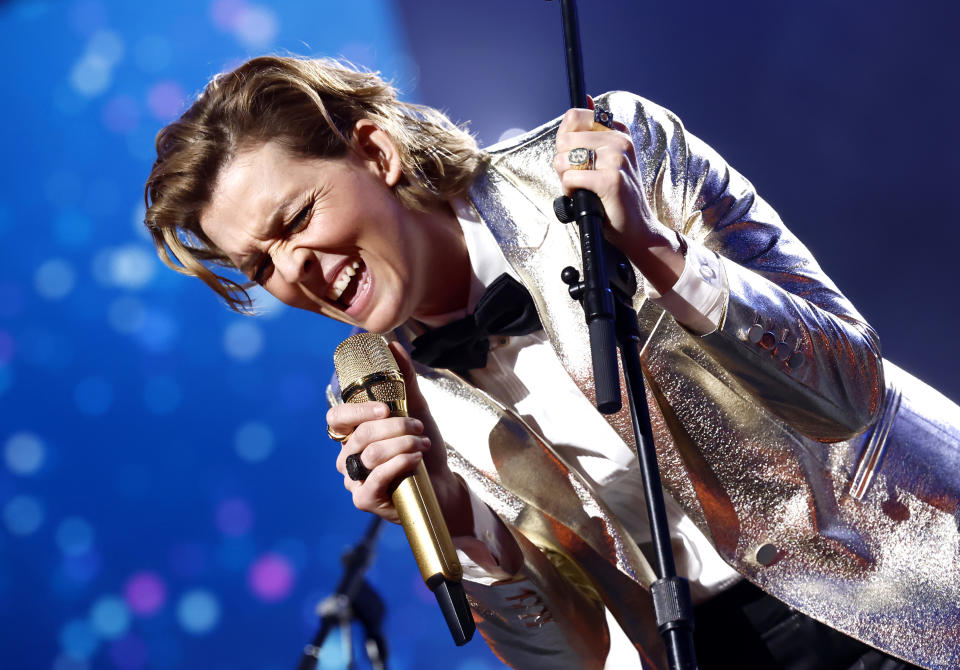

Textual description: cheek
[263,280,307,309]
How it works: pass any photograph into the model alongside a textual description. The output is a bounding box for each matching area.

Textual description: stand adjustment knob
[561,266,585,300]
[553,195,574,223]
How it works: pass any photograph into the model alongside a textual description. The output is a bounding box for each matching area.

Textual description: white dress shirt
[425,200,742,667]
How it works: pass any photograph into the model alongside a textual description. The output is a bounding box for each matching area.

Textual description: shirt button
[699,264,716,281]
[788,352,806,369]
[747,324,764,343]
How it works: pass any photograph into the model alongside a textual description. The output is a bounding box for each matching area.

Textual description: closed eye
[287,201,313,235]
[252,256,272,285]
[251,201,314,284]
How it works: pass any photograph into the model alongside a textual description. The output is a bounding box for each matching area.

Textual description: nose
[272,244,318,285]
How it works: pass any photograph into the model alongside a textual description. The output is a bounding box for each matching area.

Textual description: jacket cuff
[453,483,519,585]
[647,238,727,335]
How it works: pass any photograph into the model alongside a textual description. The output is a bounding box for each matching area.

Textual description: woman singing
[144,56,958,669]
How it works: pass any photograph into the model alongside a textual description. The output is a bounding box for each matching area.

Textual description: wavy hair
[143,55,485,312]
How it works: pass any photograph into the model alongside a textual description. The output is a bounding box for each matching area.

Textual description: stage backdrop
[0,1,956,669]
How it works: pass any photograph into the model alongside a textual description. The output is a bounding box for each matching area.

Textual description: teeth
[326,260,362,301]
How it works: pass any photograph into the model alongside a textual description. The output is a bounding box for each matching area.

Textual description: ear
[351,119,403,188]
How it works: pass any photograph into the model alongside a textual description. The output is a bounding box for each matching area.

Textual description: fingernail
[374,404,389,417]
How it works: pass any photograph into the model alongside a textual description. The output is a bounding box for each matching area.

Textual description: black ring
[345,453,371,482]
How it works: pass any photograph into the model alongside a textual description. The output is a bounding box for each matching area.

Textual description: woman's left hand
[553,101,685,294]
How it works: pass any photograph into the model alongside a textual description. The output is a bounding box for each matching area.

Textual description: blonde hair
[144,55,485,312]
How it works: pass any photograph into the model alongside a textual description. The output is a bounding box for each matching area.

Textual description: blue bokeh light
[133,309,179,353]
[176,589,220,635]
[107,295,146,334]
[89,595,131,639]
[59,618,100,661]
[87,29,125,66]
[4,495,44,536]
[4,431,46,475]
[34,259,76,300]
[56,517,95,556]
[223,320,264,361]
[234,421,275,463]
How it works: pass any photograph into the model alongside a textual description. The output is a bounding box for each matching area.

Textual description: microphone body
[333,333,475,646]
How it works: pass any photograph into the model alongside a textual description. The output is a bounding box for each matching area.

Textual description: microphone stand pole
[556,0,621,416]
[551,1,698,667]
[296,515,389,670]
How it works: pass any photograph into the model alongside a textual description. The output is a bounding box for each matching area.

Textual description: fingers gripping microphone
[333,333,475,646]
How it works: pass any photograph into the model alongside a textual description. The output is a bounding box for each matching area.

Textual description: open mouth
[325,258,369,310]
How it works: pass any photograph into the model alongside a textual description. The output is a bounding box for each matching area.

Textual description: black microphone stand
[296,516,389,670]
[550,1,698,668]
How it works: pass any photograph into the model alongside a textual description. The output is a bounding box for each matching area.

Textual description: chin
[356,312,405,335]
[352,285,412,334]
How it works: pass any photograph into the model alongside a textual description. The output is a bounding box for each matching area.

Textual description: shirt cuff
[452,485,517,585]
[647,237,727,336]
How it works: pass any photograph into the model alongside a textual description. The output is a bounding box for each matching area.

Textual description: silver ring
[567,147,595,170]
[345,453,370,481]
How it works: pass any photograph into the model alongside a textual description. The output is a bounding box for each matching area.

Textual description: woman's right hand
[325,342,470,529]
[327,400,428,524]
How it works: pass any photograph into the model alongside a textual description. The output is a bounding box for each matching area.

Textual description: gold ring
[568,147,595,170]
[326,425,349,443]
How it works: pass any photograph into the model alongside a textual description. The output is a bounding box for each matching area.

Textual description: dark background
[0,1,956,669]
[399,0,960,401]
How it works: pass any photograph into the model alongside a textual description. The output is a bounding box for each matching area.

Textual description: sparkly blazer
[397,92,960,670]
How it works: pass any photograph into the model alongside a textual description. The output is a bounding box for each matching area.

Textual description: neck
[410,202,472,322]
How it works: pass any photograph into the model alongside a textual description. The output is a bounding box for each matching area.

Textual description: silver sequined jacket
[392,92,960,670]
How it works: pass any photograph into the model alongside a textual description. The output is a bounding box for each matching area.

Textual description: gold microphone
[333,332,474,646]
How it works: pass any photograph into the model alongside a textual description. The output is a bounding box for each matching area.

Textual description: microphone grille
[333,333,403,404]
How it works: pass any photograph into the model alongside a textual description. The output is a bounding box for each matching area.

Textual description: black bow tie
[411,273,542,371]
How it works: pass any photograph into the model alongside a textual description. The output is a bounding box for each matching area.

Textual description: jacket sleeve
[604,91,885,441]
[448,478,663,670]
[456,510,614,670]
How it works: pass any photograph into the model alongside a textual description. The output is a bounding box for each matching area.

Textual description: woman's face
[200,124,466,333]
